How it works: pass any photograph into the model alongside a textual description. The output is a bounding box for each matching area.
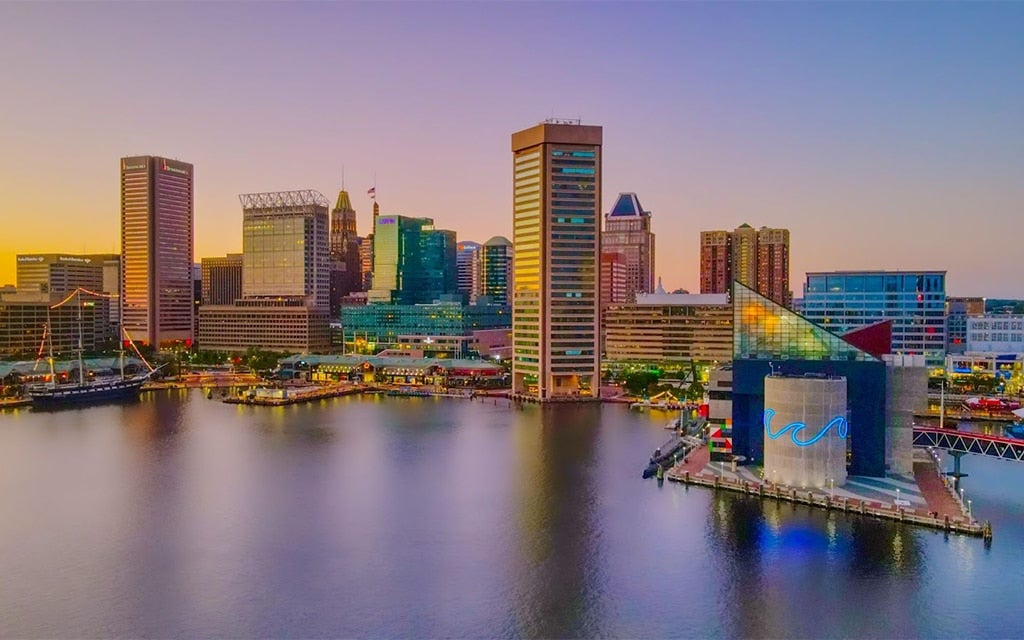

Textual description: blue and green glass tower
[367,214,457,305]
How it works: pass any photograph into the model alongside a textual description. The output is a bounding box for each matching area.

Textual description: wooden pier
[664,461,991,540]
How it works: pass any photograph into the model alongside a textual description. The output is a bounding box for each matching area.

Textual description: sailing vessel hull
[30,379,145,410]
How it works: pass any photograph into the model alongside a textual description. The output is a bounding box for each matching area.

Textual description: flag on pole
[367,187,376,199]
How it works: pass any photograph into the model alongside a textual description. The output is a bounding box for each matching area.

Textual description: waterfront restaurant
[278,354,507,388]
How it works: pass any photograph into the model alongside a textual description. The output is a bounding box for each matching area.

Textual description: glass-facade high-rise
[120,155,194,347]
[511,120,602,401]
[240,190,330,310]
[480,236,513,306]
[802,271,947,367]
[368,215,456,305]
[456,241,481,304]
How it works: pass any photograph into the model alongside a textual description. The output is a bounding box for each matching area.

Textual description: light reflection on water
[0,391,1022,638]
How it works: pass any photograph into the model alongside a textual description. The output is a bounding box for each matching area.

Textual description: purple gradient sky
[2,2,1022,295]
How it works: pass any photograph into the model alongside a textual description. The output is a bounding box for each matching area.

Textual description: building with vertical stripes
[511,120,602,401]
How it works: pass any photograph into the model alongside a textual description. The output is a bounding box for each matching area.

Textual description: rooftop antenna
[341,164,345,190]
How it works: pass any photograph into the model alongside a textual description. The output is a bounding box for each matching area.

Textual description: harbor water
[1,390,1022,638]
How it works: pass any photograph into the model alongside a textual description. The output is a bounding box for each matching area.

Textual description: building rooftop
[608,193,649,218]
[634,293,730,306]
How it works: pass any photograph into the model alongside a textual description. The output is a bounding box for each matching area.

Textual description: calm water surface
[1,391,1023,638]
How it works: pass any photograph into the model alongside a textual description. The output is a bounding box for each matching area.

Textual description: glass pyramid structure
[733,282,877,362]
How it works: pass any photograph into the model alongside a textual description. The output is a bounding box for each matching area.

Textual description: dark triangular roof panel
[608,192,649,217]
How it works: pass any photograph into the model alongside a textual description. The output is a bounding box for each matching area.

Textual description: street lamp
[968,499,973,518]
[830,478,835,499]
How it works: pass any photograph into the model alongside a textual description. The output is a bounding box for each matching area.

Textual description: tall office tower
[700,224,790,305]
[200,253,243,305]
[756,227,791,306]
[602,192,655,301]
[329,190,362,315]
[699,230,732,295]
[120,156,194,347]
[456,241,482,304]
[946,296,985,354]
[368,215,456,304]
[358,236,373,292]
[480,236,513,306]
[802,270,947,366]
[511,119,602,401]
[240,190,330,309]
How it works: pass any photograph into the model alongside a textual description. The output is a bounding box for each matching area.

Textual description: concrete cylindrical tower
[764,375,848,489]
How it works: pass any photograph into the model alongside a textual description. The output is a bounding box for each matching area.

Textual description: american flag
[367,187,376,199]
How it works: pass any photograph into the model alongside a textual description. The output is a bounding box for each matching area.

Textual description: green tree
[624,371,660,397]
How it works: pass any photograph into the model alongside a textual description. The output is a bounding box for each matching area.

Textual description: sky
[1,2,1022,296]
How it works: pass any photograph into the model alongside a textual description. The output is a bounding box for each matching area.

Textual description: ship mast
[45,306,56,389]
[76,289,85,386]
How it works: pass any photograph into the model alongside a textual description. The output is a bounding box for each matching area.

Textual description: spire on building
[655,277,666,295]
[335,189,352,212]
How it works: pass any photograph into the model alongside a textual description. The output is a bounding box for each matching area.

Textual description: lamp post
[968,499,973,518]
[830,478,835,499]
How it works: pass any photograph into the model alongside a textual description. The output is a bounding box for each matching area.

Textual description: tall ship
[28,288,160,410]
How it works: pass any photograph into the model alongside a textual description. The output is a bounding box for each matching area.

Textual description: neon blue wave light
[763,409,848,447]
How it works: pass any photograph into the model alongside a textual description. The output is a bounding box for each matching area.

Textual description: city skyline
[2,3,1023,295]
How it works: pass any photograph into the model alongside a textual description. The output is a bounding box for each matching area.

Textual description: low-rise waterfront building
[946,296,986,354]
[603,293,732,364]
[340,301,511,358]
[0,292,103,357]
[278,354,506,388]
[966,314,1024,353]
[197,299,331,353]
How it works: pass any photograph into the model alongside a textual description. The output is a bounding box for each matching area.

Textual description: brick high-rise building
[700,224,790,306]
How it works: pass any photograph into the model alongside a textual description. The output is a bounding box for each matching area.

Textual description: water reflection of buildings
[706,493,924,637]
[511,404,603,638]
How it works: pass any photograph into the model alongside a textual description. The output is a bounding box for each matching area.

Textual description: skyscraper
[240,190,330,309]
[200,253,242,305]
[699,224,790,305]
[480,236,513,306]
[368,215,456,305]
[329,189,362,315]
[456,241,482,304]
[196,190,331,353]
[511,120,602,401]
[602,192,655,301]
[755,227,791,306]
[120,155,194,347]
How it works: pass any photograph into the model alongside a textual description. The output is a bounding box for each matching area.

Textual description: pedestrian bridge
[913,426,1024,462]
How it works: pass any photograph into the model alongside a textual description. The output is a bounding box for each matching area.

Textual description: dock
[0,397,32,409]
[664,446,991,540]
[224,384,367,406]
